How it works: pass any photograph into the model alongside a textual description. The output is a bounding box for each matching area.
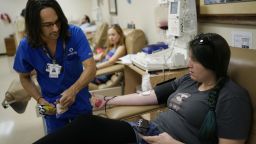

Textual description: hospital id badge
[46,63,62,78]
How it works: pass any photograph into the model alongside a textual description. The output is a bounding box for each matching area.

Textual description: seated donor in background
[91,24,126,84]
[79,14,91,31]
[13,0,96,134]
[34,33,251,144]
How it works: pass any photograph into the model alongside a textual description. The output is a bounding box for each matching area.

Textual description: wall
[95,0,164,43]
[56,0,92,24]
[199,23,256,49]
[0,0,26,54]
[94,0,256,48]
[0,0,91,54]
[1,0,255,53]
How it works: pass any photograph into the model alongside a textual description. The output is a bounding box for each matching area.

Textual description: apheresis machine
[132,0,197,71]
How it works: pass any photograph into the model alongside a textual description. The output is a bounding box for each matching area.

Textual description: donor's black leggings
[34,114,137,144]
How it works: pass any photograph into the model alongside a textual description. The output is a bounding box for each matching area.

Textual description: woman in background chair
[79,15,91,30]
[34,33,251,144]
[91,24,126,85]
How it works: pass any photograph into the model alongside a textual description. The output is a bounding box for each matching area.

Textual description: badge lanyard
[44,43,65,78]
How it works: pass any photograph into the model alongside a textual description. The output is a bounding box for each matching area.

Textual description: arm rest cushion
[94,104,165,119]
[96,64,124,76]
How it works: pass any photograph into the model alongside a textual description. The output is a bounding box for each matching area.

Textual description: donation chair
[97,47,256,143]
[89,28,147,92]
[2,75,39,113]
[91,22,109,49]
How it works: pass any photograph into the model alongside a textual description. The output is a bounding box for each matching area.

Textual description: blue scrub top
[13,25,93,119]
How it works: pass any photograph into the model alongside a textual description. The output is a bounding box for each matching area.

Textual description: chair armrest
[96,64,124,76]
[93,104,165,120]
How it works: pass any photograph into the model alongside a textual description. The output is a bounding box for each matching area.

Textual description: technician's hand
[38,97,54,107]
[142,132,184,144]
[37,97,56,115]
[60,88,76,108]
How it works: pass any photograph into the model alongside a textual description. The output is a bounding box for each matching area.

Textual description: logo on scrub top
[67,47,77,56]
[69,48,74,52]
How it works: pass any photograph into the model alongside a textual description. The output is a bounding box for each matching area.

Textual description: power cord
[162,37,176,81]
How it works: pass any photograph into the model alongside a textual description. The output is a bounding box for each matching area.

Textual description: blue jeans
[129,121,160,144]
[92,74,112,84]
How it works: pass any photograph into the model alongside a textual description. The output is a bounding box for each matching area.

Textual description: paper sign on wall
[232,31,252,48]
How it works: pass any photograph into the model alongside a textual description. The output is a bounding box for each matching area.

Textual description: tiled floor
[0,55,44,144]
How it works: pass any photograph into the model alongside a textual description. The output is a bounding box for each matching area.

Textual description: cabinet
[124,64,188,94]
[4,35,16,56]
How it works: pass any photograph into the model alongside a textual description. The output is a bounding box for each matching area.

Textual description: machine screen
[170,2,178,14]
